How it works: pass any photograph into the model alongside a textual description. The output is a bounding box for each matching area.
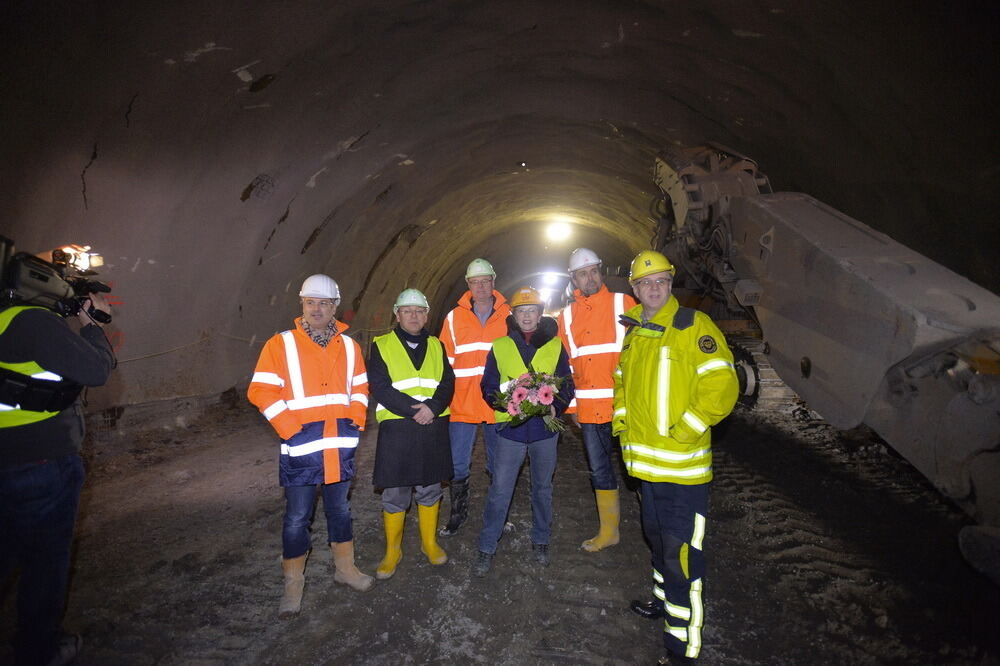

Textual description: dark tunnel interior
[2,0,997,411]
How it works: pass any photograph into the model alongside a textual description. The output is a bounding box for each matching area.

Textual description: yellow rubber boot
[278,552,308,618]
[581,489,620,552]
[330,541,374,591]
[376,511,405,579]
[417,502,448,565]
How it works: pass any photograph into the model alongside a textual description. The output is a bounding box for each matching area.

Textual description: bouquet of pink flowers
[494,371,567,432]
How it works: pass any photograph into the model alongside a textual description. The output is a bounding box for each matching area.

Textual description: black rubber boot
[438,477,470,537]
[630,599,664,619]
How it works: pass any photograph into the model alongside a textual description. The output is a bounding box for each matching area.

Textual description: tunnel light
[538,288,554,303]
[58,245,103,271]
[542,272,559,286]
[546,222,572,242]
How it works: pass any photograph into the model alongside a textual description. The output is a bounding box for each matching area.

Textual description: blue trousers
[477,433,558,553]
[0,454,85,665]
[282,480,352,558]
[640,480,709,660]
[580,421,619,490]
[448,421,499,480]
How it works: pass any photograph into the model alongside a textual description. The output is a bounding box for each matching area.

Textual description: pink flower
[507,401,522,416]
[537,384,554,405]
[511,386,529,404]
[527,389,539,405]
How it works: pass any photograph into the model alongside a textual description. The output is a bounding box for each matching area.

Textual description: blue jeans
[449,421,499,480]
[0,454,85,665]
[282,480,352,558]
[477,433,558,553]
[580,421,619,490]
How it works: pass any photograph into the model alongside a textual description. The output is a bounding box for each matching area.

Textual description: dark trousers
[282,480,352,558]
[0,454,85,664]
[639,479,709,660]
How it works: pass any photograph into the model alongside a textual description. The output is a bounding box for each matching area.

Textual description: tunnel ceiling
[2,1,997,408]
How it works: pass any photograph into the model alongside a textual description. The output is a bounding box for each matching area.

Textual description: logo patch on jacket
[698,335,718,353]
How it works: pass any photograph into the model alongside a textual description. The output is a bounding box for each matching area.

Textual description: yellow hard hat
[509,286,543,308]
[629,250,676,282]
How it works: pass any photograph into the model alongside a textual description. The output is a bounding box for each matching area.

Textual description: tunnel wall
[2,1,996,411]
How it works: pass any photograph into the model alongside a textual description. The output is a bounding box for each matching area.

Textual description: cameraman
[0,293,115,665]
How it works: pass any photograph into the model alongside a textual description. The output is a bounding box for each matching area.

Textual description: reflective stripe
[353,371,367,385]
[686,578,704,657]
[657,346,670,436]
[446,310,457,350]
[653,585,665,601]
[697,359,734,375]
[454,341,493,354]
[682,410,708,434]
[343,334,356,398]
[0,403,15,411]
[280,332,306,400]
[263,400,288,420]
[453,366,486,378]
[653,568,664,584]
[574,342,622,356]
[252,371,284,387]
[665,600,691,621]
[621,443,710,463]
[625,460,712,478]
[351,394,368,406]
[613,407,626,417]
[613,292,626,347]
[287,394,350,409]
[575,388,614,400]
[447,357,456,365]
[665,624,688,641]
[691,513,706,551]
[391,377,441,391]
[280,436,359,456]
[567,397,577,408]
[32,371,62,381]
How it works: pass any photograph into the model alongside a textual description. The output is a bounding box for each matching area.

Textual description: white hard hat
[393,288,429,314]
[299,274,340,300]
[568,247,601,273]
[465,258,496,279]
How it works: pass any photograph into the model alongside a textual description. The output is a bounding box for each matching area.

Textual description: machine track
[728,336,800,413]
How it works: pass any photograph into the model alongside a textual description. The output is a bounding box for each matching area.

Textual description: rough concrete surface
[2,399,998,664]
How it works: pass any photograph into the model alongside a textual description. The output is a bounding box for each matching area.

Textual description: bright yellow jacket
[612,296,738,484]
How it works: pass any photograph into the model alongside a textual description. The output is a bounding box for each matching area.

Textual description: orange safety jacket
[439,290,511,423]
[248,317,368,485]
[557,285,636,423]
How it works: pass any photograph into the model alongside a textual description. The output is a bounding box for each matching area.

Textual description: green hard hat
[393,288,429,314]
[465,258,496,279]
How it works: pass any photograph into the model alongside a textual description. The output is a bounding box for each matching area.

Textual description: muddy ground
[2,398,999,665]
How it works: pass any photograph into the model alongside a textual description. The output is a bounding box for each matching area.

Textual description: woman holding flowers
[472,286,574,576]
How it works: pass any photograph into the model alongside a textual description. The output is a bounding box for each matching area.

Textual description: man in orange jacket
[557,248,636,552]
[248,274,374,619]
[437,258,512,536]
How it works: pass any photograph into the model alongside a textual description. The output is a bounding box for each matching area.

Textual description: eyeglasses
[634,278,671,288]
[467,278,493,287]
[302,299,337,308]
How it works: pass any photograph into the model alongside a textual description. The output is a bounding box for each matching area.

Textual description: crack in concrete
[81,143,98,210]
[125,94,138,127]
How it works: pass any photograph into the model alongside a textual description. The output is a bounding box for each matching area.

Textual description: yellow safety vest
[373,332,450,422]
[491,335,562,423]
[0,306,65,428]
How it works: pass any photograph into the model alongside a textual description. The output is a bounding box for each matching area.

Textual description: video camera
[0,235,113,323]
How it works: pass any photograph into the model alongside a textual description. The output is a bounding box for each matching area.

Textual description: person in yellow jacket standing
[367,289,454,579]
[437,258,512,536]
[613,251,738,665]
[557,247,636,553]
[248,274,374,619]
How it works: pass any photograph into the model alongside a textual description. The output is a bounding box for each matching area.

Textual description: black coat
[368,326,454,488]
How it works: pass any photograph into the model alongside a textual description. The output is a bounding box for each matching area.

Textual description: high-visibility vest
[557,286,635,423]
[491,335,561,423]
[439,290,511,423]
[248,317,368,484]
[372,331,450,422]
[0,306,66,428]
[612,297,738,485]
